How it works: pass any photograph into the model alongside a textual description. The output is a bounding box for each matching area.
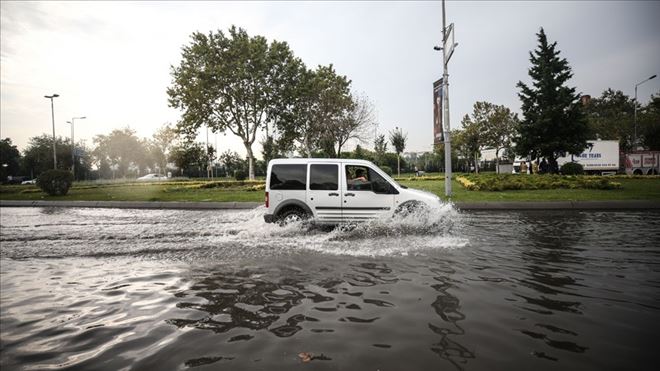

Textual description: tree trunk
[474,153,479,174]
[397,153,400,177]
[245,144,255,180]
[549,156,559,174]
[495,148,500,174]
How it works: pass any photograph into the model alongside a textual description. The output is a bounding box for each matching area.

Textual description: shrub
[456,173,620,191]
[234,169,247,181]
[36,170,73,196]
[560,162,584,175]
[380,166,393,176]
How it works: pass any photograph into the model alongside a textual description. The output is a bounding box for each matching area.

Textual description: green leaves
[516,28,588,165]
[168,26,303,179]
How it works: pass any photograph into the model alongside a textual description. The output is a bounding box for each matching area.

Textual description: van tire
[277,207,309,226]
[395,201,428,217]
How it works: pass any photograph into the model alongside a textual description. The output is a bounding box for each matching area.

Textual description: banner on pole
[433,78,443,144]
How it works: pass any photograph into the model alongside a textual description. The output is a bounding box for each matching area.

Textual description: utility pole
[44,94,59,169]
[440,0,457,197]
[68,116,86,179]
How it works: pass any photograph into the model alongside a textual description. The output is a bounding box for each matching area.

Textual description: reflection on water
[1,207,659,370]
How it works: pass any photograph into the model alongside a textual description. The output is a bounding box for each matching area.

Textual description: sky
[1,1,659,158]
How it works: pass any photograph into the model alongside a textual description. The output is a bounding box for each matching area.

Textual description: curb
[2,200,659,210]
[0,200,261,210]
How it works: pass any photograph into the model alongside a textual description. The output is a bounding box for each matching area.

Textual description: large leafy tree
[456,115,483,173]
[584,89,635,151]
[516,28,589,172]
[481,104,519,173]
[279,65,353,157]
[168,26,303,179]
[639,93,660,150]
[92,128,145,178]
[150,124,179,175]
[21,135,92,180]
[169,141,207,177]
[0,138,21,180]
[389,127,408,176]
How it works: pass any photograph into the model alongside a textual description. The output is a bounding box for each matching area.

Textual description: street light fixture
[634,74,657,149]
[67,116,86,178]
[44,94,60,169]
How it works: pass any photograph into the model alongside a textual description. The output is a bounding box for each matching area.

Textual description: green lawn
[1,175,659,203]
[398,177,660,202]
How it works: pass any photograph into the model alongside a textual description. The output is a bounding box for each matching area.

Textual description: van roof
[268,158,374,165]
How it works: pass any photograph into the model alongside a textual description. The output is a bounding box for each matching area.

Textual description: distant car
[137,174,168,181]
[21,179,36,185]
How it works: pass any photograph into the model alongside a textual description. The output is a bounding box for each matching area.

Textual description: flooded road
[1,206,659,370]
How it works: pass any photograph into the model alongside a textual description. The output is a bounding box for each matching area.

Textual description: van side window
[270,164,307,190]
[346,165,396,194]
[310,164,338,190]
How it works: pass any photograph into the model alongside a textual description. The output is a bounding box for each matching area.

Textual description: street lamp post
[634,74,657,149]
[434,0,457,197]
[67,116,86,178]
[44,94,60,169]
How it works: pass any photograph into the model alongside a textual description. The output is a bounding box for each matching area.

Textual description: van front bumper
[264,214,275,223]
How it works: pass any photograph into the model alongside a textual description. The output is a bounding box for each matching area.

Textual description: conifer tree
[516,28,589,173]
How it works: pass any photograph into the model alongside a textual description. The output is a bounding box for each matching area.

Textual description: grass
[1,174,659,203]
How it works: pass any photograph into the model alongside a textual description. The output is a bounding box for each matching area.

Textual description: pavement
[2,200,660,210]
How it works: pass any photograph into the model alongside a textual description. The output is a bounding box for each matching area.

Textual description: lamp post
[634,74,657,149]
[433,0,457,197]
[44,94,60,169]
[67,116,86,178]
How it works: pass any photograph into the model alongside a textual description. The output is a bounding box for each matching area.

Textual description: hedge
[456,174,621,191]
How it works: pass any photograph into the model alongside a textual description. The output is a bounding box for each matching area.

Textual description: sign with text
[433,78,443,145]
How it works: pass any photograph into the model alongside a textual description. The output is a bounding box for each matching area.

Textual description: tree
[389,127,407,176]
[0,138,21,181]
[515,28,589,173]
[322,93,375,158]
[584,89,635,151]
[168,26,303,180]
[278,65,353,157]
[21,135,89,179]
[455,115,482,172]
[92,128,145,178]
[482,104,519,173]
[639,93,660,150]
[169,141,207,177]
[218,150,247,178]
[151,124,179,175]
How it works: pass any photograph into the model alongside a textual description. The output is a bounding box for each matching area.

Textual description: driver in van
[352,168,367,182]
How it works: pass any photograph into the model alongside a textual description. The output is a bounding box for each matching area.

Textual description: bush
[36,170,73,196]
[380,166,393,176]
[234,169,247,181]
[456,174,620,191]
[560,162,584,175]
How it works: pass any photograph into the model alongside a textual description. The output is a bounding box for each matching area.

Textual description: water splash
[0,204,467,259]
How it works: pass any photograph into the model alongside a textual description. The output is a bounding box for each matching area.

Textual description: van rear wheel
[278,208,309,226]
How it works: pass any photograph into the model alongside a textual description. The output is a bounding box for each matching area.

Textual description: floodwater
[1,206,659,371]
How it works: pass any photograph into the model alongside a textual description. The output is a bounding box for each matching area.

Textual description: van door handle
[328,192,339,196]
[344,193,355,197]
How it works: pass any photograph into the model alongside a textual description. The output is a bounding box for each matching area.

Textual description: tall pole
[442,0,452,197]
[206,125,210,178]
[634,74,657,150]
[69,117,86,178]
[45,94,59,169]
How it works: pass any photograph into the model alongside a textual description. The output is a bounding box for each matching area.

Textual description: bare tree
[324,93,376,157]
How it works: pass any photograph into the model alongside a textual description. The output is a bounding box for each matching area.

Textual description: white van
[264,158,441,224]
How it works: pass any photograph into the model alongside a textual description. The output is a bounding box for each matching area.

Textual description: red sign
[433,79,443,145]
